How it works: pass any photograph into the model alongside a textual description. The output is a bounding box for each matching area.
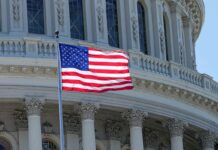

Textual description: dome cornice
[0,63,218,115]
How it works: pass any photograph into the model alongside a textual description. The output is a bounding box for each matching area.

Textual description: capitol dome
[0,0,217,150]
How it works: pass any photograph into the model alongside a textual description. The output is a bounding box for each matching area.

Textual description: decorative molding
[63,112,81,134]
[159,28,166,53]
[0,65,57,76]
[167,119,187,137]
[168,0,204,40]
[200,131,216,149]
[55,0,65,26]
[182,16,192,27]
[96,6,104,35]
[12,0,20,21]
[122,109,147,127]
[144,128,160,148]
[169,1,178,13]
[105,120,122,140]
[79,103,98,120]
[25,96,44,116]
[131,16,138,42]
[186,0,203,39]
[14,109,28,129]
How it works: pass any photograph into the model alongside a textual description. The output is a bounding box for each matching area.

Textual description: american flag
[59,43,133,93]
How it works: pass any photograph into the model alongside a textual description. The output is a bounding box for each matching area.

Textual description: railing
[128,50,218,95]
[0,39,26,57]
[38,41,57,58]
[0,38,217,95]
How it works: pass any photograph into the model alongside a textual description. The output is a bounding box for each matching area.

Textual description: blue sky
[196,1,218,81]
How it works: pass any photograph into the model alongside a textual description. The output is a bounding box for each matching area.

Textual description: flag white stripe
[62,68,131,77]
[89,50,128,58]
[89,58,128,63]
[62,83,133,90]
[89,65,128,70]
[62,76,131,84]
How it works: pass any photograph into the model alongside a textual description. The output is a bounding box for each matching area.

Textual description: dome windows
[106,0,120,48]
[137,2,148,54]
[69,0,85,40]
[0,138,11,150]
[27,0,45,34]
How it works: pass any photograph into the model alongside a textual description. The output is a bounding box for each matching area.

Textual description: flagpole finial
[55,30,59,39]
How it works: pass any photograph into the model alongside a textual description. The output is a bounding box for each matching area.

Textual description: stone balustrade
[38,41,56,58]
[0,38,217,96]
[0,39,26,57]
[0,38,57,58]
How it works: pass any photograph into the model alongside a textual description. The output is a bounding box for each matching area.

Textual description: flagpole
[55,31,65,150]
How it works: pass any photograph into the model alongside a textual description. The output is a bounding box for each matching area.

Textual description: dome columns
[150,0,165,58]
[200,131,216,150]
[167,119,186,150]
[25,96,44,150]
[122,109,147,150]
[8,0,24,33]
[91,0,109,45]
[182,16,196,69]
[79,103,99,150]
[52,0,70,37]
[105,120,122,150]
[1,0,8,32]
[124,0,140,51]
[169,1,183,64]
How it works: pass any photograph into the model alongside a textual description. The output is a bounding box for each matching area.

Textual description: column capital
[144,128,159,148]
[14,109,28,129]
[169,1,178,13]
[200,131,216,149]
[63,113,81,134]
[25,96,44,116]
[167,119,186,137]
[105,120,122,140]
[79,103,98,120]
[122,109,147,127]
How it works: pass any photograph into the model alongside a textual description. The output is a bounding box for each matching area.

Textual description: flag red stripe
[89,69,130,74]
[62,80,132,87]
[89,48,127,54]
[62,72,132,80]
[62,86,134,93]
[89,54,128,60]
[89,61,128,66]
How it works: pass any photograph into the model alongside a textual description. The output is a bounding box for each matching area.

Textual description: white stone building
[0,0,217,150]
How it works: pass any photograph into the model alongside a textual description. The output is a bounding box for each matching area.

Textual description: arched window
[69,0,85,40]
[27,0,45,34]
[137,2,147,54]
[0,145,5,150]
[0,138,11,150]
[106,0,119,48]
[163,15,170,61]
[42,139,57,150]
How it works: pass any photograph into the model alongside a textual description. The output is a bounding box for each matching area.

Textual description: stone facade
[0,0,218,150]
